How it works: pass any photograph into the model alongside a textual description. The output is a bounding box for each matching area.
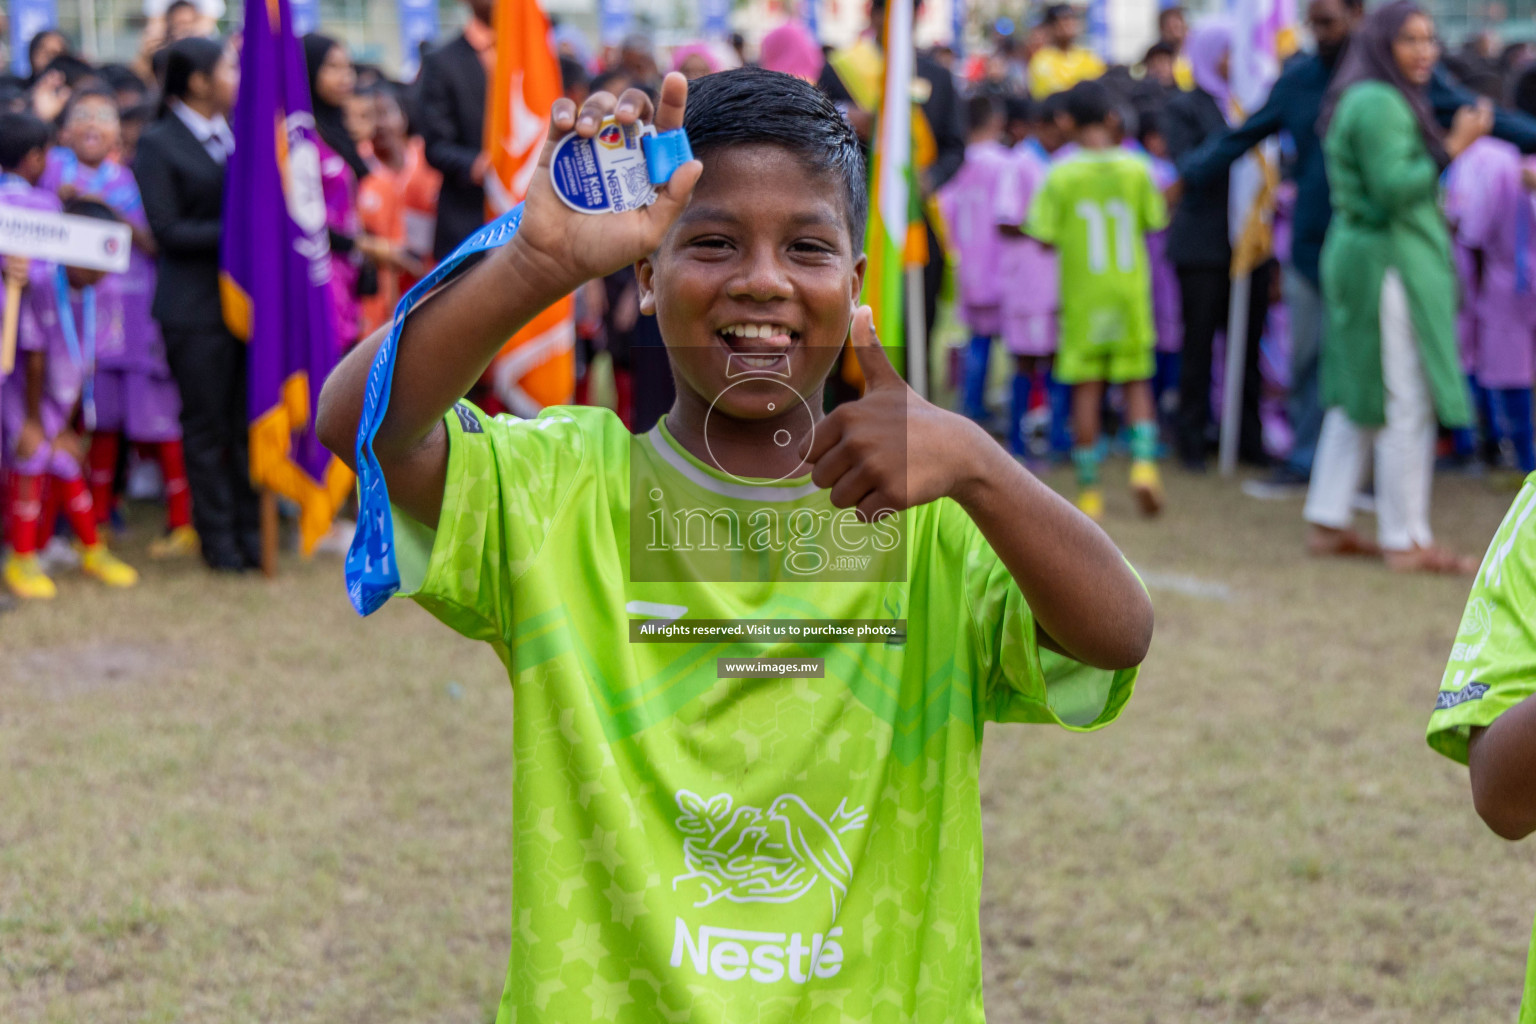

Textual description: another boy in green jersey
[1025,80,1168,521]
[318,69,1152,1024]
[1429,476,1536,1021]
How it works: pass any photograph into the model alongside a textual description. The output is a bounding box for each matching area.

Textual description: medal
[549,118,693,215]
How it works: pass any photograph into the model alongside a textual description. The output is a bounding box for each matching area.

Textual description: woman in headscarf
[669,42,721,81]
[759,21,825,83]
[303,34,412,351]
[1163,17,1275,471]
[1304,0,1491,572]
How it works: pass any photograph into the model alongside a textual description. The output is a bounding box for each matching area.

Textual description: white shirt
[169,98,235,165]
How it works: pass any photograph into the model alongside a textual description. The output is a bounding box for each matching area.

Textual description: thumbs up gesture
[800,306,997,521]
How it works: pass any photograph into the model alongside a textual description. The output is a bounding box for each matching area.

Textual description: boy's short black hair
[0,111,49,170]
[1037,90,1070,123]
[1143,41,1177,64]
[165,0,198,17]
[681,67,868,251]
[1004,95,1033,125]
[1042,3,1077,26]
[966,93,1002,131]
[1064,80,1114,127]
[63,196,121,222]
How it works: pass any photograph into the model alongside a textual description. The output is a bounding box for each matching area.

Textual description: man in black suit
[418,0,494,261]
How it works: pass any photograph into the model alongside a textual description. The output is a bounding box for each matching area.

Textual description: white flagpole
[1218,274,1249,476]
[906,265,927,399]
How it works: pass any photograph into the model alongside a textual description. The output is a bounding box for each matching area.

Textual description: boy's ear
[849,252,868,312]
[636,257,657,316]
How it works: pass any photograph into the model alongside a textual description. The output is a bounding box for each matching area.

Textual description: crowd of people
[939,0,1536,573]
[4,0,1536,611]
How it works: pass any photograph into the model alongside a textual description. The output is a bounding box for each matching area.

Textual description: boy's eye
[689,236,733,249]
[791,240,837,256]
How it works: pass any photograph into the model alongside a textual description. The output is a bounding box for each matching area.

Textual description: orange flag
[482,0,574,414]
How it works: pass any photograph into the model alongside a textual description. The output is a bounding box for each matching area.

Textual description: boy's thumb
[848,305,901,392]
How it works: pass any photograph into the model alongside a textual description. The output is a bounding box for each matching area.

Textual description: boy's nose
[726,246,792,302]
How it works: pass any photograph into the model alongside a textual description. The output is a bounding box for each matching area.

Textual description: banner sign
[0,206,132,273]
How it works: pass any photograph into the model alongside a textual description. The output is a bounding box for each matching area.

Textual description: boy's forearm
[1469,693,1536,840]
[318,240,571,466]
[953,443,1152,670]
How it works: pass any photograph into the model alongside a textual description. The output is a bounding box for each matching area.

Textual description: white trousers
[1303,269,1437,551]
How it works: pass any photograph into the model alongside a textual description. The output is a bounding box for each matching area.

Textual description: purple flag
[221,0,353,555]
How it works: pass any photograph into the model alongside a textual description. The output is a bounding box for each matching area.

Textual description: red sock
[88,431,121,524]
[158,440,191,530]
[8,473,43,556]
[56,476,99,548]
[37,476,59,548]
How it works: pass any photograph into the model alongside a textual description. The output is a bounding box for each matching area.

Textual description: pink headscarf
[1186,17,1234,119]
[671,42,721,77]
[759,22,825,82]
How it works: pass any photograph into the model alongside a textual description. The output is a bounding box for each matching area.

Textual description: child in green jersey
[1429,477,1536,1020]
[318,68,1151,1024]
[1025,80,1169,521]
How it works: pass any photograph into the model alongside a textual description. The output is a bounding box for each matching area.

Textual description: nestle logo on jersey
[670,919,844,984]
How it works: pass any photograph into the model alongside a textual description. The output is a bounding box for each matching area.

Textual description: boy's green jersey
[394,402,1137,1024]
[1428,472,1536,1023]
[1024,148,1167,356]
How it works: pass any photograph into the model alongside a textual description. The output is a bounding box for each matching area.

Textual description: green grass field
[3,466,1532,1023]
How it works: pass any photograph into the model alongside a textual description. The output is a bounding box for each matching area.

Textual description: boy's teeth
[723,324,790,339]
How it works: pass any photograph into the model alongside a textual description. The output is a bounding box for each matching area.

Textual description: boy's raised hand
[510,72,703,298]
[801,306,994,521]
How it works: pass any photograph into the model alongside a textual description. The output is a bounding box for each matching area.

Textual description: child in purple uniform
[3,196,139,599]
[1451,126,1536,475]
[994,94,1069,458]
[41,85,195,556]
[1138,112,1183,416]
[940,96,1012,426]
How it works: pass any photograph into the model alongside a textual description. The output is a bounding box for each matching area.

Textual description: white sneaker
[40,535,82,571]
[313,518,357,557]
[126,456,165,500]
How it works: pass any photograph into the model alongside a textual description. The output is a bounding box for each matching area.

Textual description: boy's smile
[638,144,865,479]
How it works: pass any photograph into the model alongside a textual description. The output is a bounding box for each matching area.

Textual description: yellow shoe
[149,525,200,559]
[5,553,57,599]
[79,543,140,588]
[1076,487,1105,522]
[1130,460,1165,518]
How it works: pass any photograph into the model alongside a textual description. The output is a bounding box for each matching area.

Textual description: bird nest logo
[670,790,867,917]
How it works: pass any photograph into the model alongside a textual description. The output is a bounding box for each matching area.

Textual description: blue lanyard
[52,265,97,431]
[344,203,529,616]
[60,153,112,196]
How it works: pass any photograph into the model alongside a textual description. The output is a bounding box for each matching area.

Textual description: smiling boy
[318,68,1151,1024]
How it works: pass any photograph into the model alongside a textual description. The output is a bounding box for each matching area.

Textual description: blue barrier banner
[397,0,439,78]
[10,0,57,77]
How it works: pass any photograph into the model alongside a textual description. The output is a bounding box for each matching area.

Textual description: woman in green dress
[1304,0,1491,573]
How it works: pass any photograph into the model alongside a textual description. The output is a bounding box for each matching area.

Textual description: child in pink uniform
[994,94,1068,457]
[40,86,194,554]
[3,196,140,598]
[939,96,1012,425]
[1452,133,1536,473]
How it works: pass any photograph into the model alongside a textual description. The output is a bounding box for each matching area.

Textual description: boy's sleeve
[390,402,591,648]
[1428,476,1536,764]
[1023,169,1059,246]
[956,504,1139,730]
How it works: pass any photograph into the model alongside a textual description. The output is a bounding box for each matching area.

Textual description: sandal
[1307,525,1382,558]
[1383,545,1479,575]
